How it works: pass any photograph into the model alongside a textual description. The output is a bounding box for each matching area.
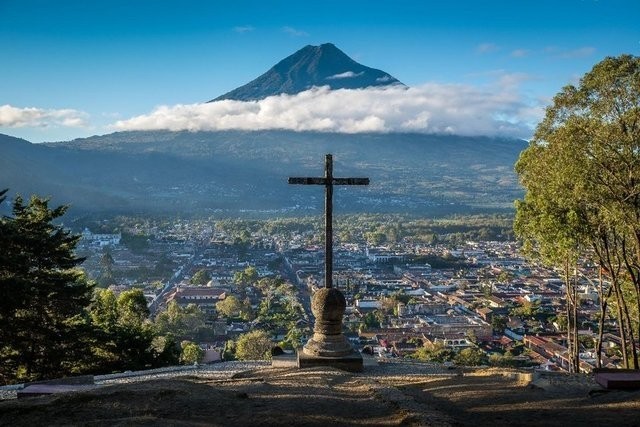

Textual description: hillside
[0,131,526,216]
[1,364,638,426]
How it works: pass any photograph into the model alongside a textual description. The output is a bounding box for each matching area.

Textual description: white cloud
[476,43,499,54]
[497,72,534,88]
[0,105,89,128]
[113,81,543,139]
[326,71,364,80]
[233,25,254,34]
[282,26,309,37]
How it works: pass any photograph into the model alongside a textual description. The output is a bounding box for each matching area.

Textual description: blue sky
[1,0,638,142]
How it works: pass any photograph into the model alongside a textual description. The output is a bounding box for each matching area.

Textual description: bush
[235,330,273,361]
[454,348,487,366]
[180,341,204,365]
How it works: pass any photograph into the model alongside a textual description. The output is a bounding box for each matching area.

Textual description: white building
[81,228,122,247]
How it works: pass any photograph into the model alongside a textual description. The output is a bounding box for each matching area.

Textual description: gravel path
[0,359,460,401]
[364,359,457,377]
[0,361,271,401]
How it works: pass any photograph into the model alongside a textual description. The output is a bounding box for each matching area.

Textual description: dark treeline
[0,190,203,385]
[215,213,514,246]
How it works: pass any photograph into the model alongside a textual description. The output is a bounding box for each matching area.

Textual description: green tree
[151,334,181,366]
[338,229,353,242]
[491,315,507,334]
[235,329,273,361]
[222,339,236,361]
[89,288,156,372]
[150,280,164,290]
[97,250,115,287]
[190,269,211,286]
[255,277,280,312]
[497,271,513,283]
[90,288,119,331]
[180,341,204,365]
[216,295,243,318]
[550,314,568,332]
[0,194,95,383]
[489,352,516,367]
[510,300,540,319]
[233,230,252,258]
[154,301,206,339]
[455,348,487,366]
[282,326,305,350]
[233,266,258,296]
[410,343,456,363]
[153,254,175,277]
[365,231,386,246]
[120,232,150,253]
[116,289,150,323]
[362,311,383,329]
[515,55,640,370]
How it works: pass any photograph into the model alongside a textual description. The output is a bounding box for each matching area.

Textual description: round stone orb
[310,287,347,322]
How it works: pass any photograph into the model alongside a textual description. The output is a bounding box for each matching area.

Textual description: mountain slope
[1,131,525,216]
[211,43,402,102]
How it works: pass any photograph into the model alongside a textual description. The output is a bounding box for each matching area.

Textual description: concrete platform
[297,349,363,372]
[271,353,298,368]
[594,369,640,390]
[29,374,95,386]
[17,384,98,398]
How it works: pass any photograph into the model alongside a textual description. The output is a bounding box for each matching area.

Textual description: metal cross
[289,154,369,288]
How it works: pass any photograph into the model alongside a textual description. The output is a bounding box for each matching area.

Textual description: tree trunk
[564,258,579,373]
[571,266,579,372]
[624,234,640,368]
[573,267,580,371]
[612,277,630,367]
[597,230,636,368]
[621,293,638,369]
[596,266,613,369]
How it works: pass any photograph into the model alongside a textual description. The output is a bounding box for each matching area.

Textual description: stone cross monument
[289,154,368,371]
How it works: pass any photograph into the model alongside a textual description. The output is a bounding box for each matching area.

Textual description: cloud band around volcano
[113,83,542,139]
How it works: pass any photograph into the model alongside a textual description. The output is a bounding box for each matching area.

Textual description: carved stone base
[297,287,363,372]
[297,348,363,372]
[303,332,353,357]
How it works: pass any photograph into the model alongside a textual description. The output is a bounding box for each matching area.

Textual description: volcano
[211,43,403,102]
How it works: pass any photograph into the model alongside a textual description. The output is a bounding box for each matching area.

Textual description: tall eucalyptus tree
[516,55,640,370]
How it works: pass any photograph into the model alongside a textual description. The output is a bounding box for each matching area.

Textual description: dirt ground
[1,366,639,426]
[398,370,640,427]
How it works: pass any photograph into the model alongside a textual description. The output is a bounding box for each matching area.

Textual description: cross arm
[288,177,369,185]
[332,178,369,185]
[288,177,327,185]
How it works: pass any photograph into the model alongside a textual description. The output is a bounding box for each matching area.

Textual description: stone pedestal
[297,287,363,372]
